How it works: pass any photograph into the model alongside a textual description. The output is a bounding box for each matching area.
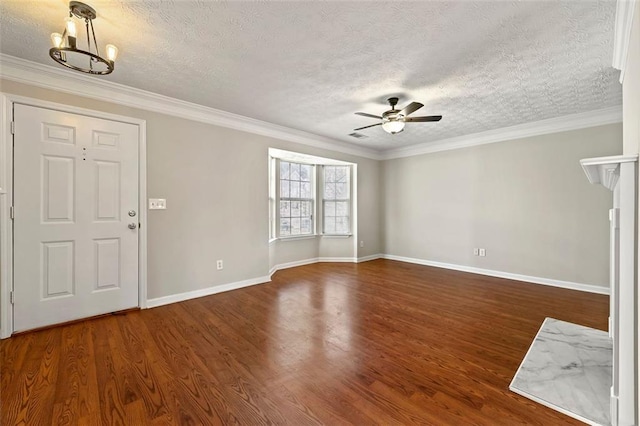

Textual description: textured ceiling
[0,0,622,152]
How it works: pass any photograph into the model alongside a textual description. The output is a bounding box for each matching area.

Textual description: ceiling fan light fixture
[49,1,118,75]
[382,119,405,134]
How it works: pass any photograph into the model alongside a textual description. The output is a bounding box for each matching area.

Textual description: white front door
[13,104,139,332]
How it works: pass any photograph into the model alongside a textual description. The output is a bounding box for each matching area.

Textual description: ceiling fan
[354,97,442,134]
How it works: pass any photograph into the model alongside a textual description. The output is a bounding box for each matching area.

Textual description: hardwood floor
[1,259,608,425]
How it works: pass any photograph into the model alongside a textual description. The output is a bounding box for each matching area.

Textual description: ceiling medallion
[49,1,118,75]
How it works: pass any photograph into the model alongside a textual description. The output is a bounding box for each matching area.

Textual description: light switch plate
[149,198,167,210]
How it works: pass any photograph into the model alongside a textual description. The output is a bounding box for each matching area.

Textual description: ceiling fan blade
[404,115,443,122]
[400,102,424,116]
[355,112,383,119]
[354,123,383,131]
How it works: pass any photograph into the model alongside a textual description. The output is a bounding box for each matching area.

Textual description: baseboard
[269,258,319,277]
[357,254,383,263]
[270,256,368,277]
[318,257,357,263]
[146,275,271,308]
[381,254,609,295]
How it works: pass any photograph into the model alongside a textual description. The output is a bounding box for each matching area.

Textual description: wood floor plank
[1,260,608,424]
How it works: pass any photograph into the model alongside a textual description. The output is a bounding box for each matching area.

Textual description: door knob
[128,210,137,217]
[128,223,137,229]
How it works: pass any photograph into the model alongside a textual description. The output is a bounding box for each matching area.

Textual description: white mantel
[581,153,637,425]
[580,154,638,191]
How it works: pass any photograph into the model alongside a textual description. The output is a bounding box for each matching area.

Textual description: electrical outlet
[473,248,479,256]
[149,198,167,210]
[360,241,364,248]
[216,260,223,270]
[479,248,486,257]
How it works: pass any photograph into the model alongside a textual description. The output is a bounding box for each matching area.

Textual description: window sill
[321,234,352,239]
[276,235,318,242]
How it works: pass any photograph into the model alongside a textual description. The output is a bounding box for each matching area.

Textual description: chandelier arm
[85,20,90,51]
[85,19,92,71]
[90,18,99,57]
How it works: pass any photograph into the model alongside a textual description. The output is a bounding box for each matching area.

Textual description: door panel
[42,155,75,222]
[94,238,121,290]
[95,160,120,220]
[42,240,75,298]
[13,104,139,332]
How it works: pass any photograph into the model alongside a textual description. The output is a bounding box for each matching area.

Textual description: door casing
[0,93,148,338]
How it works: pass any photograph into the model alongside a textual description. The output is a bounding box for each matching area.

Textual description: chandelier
[49,1,118,75]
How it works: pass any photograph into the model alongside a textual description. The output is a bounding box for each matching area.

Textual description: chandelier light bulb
[50,33,63,48]
[105,44,119,62]
[64,17,77,37]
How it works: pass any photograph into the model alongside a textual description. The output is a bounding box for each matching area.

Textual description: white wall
[382,124,622,288]
[0,79,382,301]
[621,3,640,423]
[622,3,640,156]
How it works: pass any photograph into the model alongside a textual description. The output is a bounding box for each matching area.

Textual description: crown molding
[381,106,623,160]
[0,54,382,160]
[612,0,637,82]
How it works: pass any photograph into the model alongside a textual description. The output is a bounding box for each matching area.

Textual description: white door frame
[0,93,148,338]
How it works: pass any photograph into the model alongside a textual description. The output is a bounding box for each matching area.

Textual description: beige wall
[0,76,622,301]
[382,124,622,287]
[0,79,382,300]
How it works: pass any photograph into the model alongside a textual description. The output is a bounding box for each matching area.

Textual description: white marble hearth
[510,318,612,426]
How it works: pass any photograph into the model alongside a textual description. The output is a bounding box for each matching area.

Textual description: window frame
[321,164,352,236]
[275,159,316,238]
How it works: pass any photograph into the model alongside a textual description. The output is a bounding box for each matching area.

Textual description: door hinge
[9,206,14,220]
[9,291,14,304]
[10,121,15,135]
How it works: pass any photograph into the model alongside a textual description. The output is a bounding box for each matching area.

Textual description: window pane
[280,218,290,236]
[335,166,347,182]
[336,217,349,234]
[290,181,300,198]
[300,165,312,182]
[290,163,300,180]
[336,201,348,216]
[280,200,290,217]
[291,201,300,218]
[301,218,311,234]
[300,182,312,199]
[324,217,336,234]
[335,182,348,199]
[280,180,290,198]
[301,201,311,217]
[324,201,336,217]
[280,161,290,179]
[324,182,335,199]
[291,218,301,235]
[325,166,335,183]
